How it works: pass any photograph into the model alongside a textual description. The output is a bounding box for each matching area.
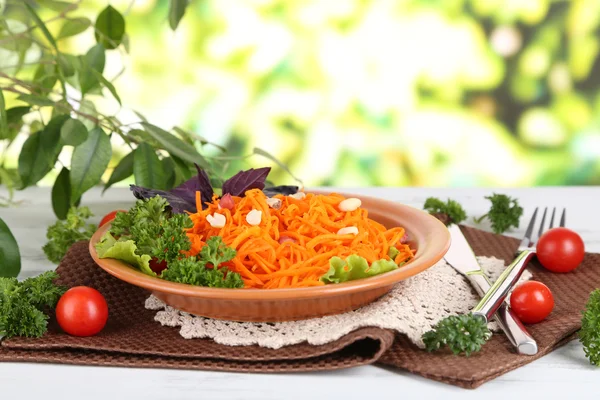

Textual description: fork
[472,207,566,322]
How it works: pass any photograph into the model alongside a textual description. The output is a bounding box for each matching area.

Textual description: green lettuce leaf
[388,246,400,260]
[95,232,156,277]
[320,254,398,284]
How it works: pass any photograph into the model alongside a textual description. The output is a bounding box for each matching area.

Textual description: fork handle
[467,272,538,355]
[472,250,536,322]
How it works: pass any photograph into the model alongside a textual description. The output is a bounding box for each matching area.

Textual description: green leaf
[35,0,73,12]
[168,0,190,30]
[252,147,303,185]
[133,143,165,190]
[70,127,112,203]
[140,122,209,168]
[90,69,121,105]
[79,44,105,95]
[171,155,193,181]
[95,232,155,277]
[51,167,71,220]
[0,88,7,139]
[16,94,54,107]
[33,63,58,92]
[57,17,91,40]
[18,115,68,188]
[161,156,176,189]
[173,126,227,152]
[60,118,88,147]
[103,151,134,193]
[94,5,126,50]
[0,217,20,278]
[5,106,30,141]
[57,54,75,77]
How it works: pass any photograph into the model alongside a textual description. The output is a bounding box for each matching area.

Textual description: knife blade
[444,224,538,355]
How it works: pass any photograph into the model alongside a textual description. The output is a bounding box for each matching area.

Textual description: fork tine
[549,207,556,229]
[534,207,548,244]
[519,207,538,248]
[560,208,566,227]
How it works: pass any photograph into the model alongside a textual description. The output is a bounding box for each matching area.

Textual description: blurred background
[4,0,600,188]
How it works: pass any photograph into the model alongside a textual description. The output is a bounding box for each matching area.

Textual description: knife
[444,224,538,355]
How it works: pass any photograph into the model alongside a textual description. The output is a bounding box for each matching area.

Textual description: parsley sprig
[0,271,66,338]
[581,289,600,366]
[422,313,492,356]
[43,207,97,264]
[423,197,467,226]
[474,194,523,234]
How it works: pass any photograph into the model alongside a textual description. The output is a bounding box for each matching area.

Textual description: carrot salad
[184,189,414,289]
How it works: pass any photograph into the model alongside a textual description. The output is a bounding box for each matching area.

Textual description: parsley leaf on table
[43,207,97,264]
[580,289,600,366]
[0,271,66,338]
[423,197,467,226]
[475,194,523,234]
[422,313,491,356]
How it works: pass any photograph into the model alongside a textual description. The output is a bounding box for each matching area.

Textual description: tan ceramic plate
[89,191,450,322]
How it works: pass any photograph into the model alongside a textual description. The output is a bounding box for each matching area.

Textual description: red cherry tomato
[99,210,126,227]
[536,227,585,273]
[56,286,108,337]
[510,281,554,324]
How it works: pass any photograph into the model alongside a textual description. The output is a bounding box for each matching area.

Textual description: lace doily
[145,257,532,349]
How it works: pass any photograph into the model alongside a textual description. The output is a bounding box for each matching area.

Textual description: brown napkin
[1,226,599,388]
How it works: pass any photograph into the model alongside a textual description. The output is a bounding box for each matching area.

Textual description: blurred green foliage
[4,0,600,188]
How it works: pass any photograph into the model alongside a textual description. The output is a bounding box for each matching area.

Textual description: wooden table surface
[1,186,599,399]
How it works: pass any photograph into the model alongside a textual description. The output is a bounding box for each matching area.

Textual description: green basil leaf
[169,0,189,30]
[161,156,176,189]
[51,167,71,220]
[140,122,209,168]
[18,115,68,188]
[79,44,105,95]
[90,69,121,105]
[253,147,303,185]
[16,94,54,107]
[57,17,91,40]
[0,88,7,139]
[0,217,20,278]
[94,5,125,50]
[60,118,88,146]
[70,127,112,203]
[103,151,134,193]
[133,143,165,190]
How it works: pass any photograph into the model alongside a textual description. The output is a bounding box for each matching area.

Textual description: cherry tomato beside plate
[536,227,585,273]
[56,286,108,337]
[99,210,126,227]
[510,281,554,324]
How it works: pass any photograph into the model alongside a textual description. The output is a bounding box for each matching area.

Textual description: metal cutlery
[472,207,566,324]
[444,224,538,355]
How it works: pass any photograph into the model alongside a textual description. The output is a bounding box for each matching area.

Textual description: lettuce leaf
[95,232,156,277]
[320,254,398,284]
[388,246,400,260]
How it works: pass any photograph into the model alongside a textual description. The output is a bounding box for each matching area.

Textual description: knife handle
[467,272,538,355]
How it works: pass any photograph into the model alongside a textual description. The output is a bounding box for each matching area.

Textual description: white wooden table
[1,186,599,399]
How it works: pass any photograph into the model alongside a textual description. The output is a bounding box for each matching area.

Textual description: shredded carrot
[184,189,414,289]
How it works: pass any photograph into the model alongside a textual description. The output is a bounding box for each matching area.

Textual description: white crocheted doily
[145,257,531,349]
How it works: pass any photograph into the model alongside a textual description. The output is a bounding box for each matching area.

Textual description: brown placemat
[378,226,600,388]
[1,226,599,388]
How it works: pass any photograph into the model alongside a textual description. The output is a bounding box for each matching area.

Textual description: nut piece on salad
[266,197,282,209]
[339,198,362,212]
[337,226,359,235]
[207,213,226,228]
[246,209,262,226]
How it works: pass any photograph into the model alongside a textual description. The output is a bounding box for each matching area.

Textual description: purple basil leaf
[262,185,299,197]
[130,185,196,214]
[169,164,214,210]
[221,167,271,197]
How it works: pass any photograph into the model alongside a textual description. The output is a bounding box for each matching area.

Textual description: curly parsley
[580,289,600,366]
[0,271,66,338]
[43,207,97,264]
[475,194,523,234]
[422,313,491,356]
[423,197,467,226]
